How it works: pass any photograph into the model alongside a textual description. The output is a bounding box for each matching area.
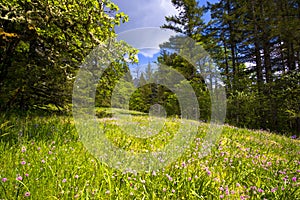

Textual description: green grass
[0,112,299,199]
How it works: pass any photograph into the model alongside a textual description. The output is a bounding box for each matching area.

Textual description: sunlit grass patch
[0,113,299,199]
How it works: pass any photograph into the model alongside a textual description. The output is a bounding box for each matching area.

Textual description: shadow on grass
[0,109,77,146]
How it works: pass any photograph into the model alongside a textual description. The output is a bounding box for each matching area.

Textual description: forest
[0,0,299,199]
[1,0,299,135]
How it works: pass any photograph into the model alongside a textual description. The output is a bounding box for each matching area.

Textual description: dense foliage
[158,0,300,135]
[0,0,129,111]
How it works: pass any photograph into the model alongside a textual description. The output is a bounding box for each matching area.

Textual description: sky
[112,0,219,75]
[113,0,219,33]
[114,0,178,33]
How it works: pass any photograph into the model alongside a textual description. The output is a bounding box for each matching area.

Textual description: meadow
[0,110,299,199]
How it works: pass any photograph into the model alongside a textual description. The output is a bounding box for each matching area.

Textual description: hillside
[0,113,299,199]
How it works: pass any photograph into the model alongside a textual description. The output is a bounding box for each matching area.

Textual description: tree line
[1,0,299,135]
[160,0,300,135]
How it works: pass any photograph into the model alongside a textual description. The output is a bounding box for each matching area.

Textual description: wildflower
[105,190,110,195]
[292,177,297,182]
[62,178,67,183]
[2,178,7,182]
[48,151,53,155]
[25,173,29,177]
[21,146,26,153]
[21,161,26,165]
[152,171,156,176]
[271,187,277,192]
[195,175,199,179]
[37,147,41,151]
[258,188,264,193]
[166,174,173,181]
[41,159,45,163]
[219,187,224,191]
[291,135,297,139]
[182,162,186,168]
[24,192,30,197]
[220,195,224,199]
[250,186,257,190]
[141,179,146,184]
[16,176,22,181]
[206,170,211,176]
[172,189,175,193]
[225,187,229,195]
[188,177,192,181]
[74,175,79,179]
[163,188,167,192]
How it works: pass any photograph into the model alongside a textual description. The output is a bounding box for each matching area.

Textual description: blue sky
[113,0,219,33]
[112,0,219,75]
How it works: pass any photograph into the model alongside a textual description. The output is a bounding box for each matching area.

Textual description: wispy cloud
[117,27,176,58]
[113,0,178,33]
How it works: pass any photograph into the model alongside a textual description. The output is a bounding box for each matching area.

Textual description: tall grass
[0,112,299,199]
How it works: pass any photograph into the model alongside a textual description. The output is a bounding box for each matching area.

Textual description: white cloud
[139,49,160,58]
[117,27,177,57]
[113,0,178,32]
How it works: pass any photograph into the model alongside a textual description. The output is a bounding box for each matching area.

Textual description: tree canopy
[0,0,129,111]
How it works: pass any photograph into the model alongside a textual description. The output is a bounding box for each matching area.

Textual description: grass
[0,111,299,199]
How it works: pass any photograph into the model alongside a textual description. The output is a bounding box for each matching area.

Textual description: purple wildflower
[292,177,297,182]
[24,192,30,197]
[16,176,22,181]
[258,188,264,193]
[21,161,26,165]
[271,187,278,192]
[2,178,7,182]
[21,147,26,153]
[62,178,67,183]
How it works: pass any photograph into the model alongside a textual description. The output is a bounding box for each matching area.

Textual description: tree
[0,0,129,111]
[162,0,300,135]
